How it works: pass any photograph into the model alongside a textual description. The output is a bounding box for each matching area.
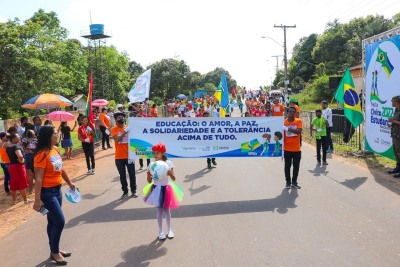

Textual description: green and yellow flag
[334,68,364,128]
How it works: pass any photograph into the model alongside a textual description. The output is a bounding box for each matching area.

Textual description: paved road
[1,115,400,266]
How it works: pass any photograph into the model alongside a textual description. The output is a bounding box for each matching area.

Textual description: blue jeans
[115,159,136,194]
[41,185,65,254]
[1,163,10,193]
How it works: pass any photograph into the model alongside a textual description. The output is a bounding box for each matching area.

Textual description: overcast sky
[1,0,400,89]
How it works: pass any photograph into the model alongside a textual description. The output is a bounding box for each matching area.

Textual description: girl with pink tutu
[144,143,183,241]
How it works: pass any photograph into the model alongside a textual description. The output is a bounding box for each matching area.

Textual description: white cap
[116,104,124,108]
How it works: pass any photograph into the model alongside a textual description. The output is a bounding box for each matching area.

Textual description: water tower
[81,24,112,99]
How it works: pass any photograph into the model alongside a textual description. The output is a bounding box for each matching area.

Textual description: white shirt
[17,125,25,137]
[322,107,333,127]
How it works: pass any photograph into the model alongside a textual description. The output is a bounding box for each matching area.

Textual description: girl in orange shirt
[33,125,76,265]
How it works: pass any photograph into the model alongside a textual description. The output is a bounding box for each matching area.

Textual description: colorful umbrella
[177,94,186,99]
[22,94,73,109]
[92,99,110,107]
[47,111,75,122]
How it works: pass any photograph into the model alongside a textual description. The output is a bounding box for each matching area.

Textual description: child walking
[144,143,183,240]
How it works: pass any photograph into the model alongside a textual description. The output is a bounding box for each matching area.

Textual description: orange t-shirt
[272,104,285,116]
[34,147,63,188]
[99,113,111,128]
[283,118,303,152]
[150,108,158,117]
[0,146,10,164]
[111,125,129,159]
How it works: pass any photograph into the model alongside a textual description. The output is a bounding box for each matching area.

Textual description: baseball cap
[116,104,124,108]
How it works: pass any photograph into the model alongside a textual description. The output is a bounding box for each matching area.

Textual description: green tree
[201,67,237,89]
[203,82,217,92]
[273,69,284,87]
[147,58,191,99]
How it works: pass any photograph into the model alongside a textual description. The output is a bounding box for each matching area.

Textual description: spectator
[18,116,28,137]
[322,100,334,153]
[33,116,42,135]
[78,116,96,175]
[99,108,112,150]
[0,132,11,195]
[59,121,77,159]
[21,129,38,194]
[44,120,53,126]
[107,107,115,127]
[311,109,329,166]
[6,133,30,204]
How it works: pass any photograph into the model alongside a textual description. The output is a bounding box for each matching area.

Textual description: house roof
[338,64,362,74]
[71,94,87,103]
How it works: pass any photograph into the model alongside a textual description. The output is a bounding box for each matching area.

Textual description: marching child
[144,143,183,240]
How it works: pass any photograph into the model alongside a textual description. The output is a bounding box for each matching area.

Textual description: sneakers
[212,159,217,166]
[394,173,400,178]
[158,233,166,241]
[291,184,301,189]
[121,192,129,200]
[131,192,138,198]
[167,230,174,239]
[285,183,291,189]
[86,169,92,175]
[139,166,143,170]
[326,149,333,153]
[207,162,211,169]
[91,169,96,174]
[323,161,328,165]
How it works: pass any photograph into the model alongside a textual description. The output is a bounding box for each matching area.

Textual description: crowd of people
[3,90,400,265]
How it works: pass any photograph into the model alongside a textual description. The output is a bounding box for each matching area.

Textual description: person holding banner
[388,96,400,178]
[111,112,137,199]
[203,111,217,169]
[282,106,303,189]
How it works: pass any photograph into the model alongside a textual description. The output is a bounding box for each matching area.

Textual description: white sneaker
[91,169,95,174]
[158,233,166,240]
[86,169,91,175]
[167,230,174,239]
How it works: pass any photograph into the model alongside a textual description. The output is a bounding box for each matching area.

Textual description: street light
[261,36,283,48]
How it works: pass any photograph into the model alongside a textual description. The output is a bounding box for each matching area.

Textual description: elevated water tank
[90,24,104,35]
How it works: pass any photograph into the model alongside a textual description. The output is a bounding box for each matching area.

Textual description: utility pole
[274,24,296,97]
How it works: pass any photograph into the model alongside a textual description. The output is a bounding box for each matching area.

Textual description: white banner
[128,69,151,103]
[365,35,400,159]
[128,117,284,158]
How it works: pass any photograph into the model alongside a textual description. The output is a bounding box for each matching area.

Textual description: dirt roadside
[0,147,112,239]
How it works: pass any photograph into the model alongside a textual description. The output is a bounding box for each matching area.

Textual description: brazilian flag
[334,68,364,128]
[376,47,394,77]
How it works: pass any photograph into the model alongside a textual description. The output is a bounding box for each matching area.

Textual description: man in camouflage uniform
[388,95,400,178]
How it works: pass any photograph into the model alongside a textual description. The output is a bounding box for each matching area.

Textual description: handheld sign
[65,188,81,203]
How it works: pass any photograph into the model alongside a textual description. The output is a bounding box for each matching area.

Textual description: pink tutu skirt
[143,182,183,209]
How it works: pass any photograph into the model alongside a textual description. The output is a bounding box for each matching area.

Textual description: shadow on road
[115,239,167,267]
[34,258,57,267]
[183,168,212,182]
[362,155,400,195]
[340,177,368,190]
[66,189,299,228]
[307,164,329,177]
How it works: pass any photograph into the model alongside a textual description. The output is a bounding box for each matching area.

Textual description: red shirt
[78,124,95,143]
[137,112,147,117]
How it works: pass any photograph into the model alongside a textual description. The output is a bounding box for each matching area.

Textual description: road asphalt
[1,112,399,267]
